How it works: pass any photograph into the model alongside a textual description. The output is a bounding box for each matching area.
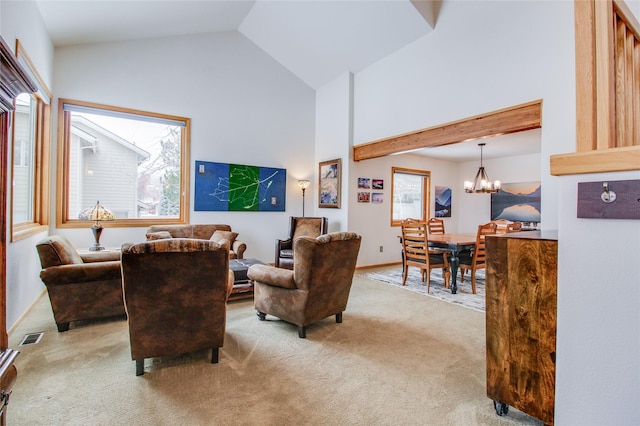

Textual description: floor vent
[19,332,44,346]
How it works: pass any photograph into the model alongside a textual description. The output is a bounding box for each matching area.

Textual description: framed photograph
[358,177,371,189]
[372,192,384,203]
[491,181,541,223]
[358,192,370,203]
[319,158,342,208]
[372,179,384,189]
[434,185,452,217]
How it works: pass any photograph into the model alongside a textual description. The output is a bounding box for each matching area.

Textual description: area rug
[359,267,486,312]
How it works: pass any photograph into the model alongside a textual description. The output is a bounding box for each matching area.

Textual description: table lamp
[78,200,115,251]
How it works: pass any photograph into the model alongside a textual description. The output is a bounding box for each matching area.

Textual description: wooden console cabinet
[485,231,558,425]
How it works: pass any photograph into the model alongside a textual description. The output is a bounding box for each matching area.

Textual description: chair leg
[56,322,70,332]
[402,266,408,286]
[136,359,144,376]
[256,311,266,321]
[336,312,342,323]
[211,347,219,364]
[297,326,306,338]
[471,270,477,294]
[426,269,431,293]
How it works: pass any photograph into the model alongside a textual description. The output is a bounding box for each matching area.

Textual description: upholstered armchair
[121,238,234,376]
[36,235,125,332]
[275,216,328,269]
[250,232,361,338]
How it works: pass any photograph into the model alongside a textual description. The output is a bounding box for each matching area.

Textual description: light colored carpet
[359,267,486,312]
[7,273,541,425]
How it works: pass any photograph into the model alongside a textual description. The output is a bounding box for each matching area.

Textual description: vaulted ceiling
[34,0,540,160]
[35,0,436,90]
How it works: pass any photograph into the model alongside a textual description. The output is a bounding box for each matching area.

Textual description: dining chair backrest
[401,218,428,264]
[506,221,523,232]
[474,222,498,265]
[426,218,445,234]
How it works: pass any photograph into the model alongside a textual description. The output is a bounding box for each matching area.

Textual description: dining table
[426,233,477,294]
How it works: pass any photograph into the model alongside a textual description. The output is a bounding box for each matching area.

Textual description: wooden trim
[550,145,640,175]
[56,98,190,227]
[390,167,430,227]
[575,0,597,152]
[552,0,640,175]
[595,0,615,150]
[353,100,542,162]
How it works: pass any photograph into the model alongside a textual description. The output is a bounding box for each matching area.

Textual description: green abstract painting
[194,160,286,211]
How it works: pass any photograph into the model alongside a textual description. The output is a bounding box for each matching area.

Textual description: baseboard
[355,262,402,271]
[7,289,47,337]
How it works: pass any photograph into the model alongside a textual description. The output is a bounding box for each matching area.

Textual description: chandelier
[463,143,501,193]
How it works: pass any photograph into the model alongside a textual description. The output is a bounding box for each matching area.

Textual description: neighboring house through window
[57,99,191,227]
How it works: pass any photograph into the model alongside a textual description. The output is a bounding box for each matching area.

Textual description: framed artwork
[358,192,370,203]
[194,160,286,211]
[491,181,541,222]
[358,177,371,189]
[372,192,384,203]
[434,185,452,217]
[372,179,384,189]
[319,158,342,208]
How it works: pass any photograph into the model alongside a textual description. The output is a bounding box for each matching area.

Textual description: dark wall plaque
[577,179,640,219]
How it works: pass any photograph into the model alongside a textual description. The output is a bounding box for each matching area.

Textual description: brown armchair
[250,232,361,338]
[36,235,124,332]
[121,238,234,376]
[275,216,328,269]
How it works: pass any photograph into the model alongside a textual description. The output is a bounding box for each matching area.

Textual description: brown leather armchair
[36,235,124,332]
[121,238,234,376]
[275,216,328,269]
[250,232,361,338]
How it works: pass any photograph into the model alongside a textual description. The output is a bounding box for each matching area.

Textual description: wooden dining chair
[401,218,450,293]
[426,218,445,234]
[458,222,497,294]
[506,221,523,232]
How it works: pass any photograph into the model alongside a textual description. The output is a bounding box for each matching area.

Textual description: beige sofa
[145,224,246,259]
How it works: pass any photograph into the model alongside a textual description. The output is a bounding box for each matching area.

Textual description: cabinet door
[486,236,557,425]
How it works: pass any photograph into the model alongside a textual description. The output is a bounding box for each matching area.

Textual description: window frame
[10,40,51,242]
[390,166,431,227]
[56,98,191,228]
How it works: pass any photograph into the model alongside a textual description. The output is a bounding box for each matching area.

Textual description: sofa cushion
[146,231,173,240]
[210,230,238,245]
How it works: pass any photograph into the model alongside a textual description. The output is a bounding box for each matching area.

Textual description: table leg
[449,250,459,294]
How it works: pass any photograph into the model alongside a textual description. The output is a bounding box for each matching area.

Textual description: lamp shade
[78,201,115,224]
[298,180,310,190]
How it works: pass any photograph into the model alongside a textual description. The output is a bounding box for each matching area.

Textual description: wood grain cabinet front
[485,231,558,425]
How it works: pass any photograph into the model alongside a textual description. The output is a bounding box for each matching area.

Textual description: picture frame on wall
[319,158,342,208]
[358,177,371,189]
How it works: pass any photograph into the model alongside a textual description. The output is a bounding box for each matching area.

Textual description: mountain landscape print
[491,181,541,222]
[434,186,452,217]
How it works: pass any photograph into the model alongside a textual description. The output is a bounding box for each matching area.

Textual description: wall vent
[19,332,43,346]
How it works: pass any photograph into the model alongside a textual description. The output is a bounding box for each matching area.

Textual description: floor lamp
[298,180,310,217]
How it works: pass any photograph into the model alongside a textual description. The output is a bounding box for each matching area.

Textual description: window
[57,99,190,227]
[11,40,51,241]
[390,167,431,226]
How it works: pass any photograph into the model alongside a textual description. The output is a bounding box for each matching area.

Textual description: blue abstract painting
[194,160,286,211]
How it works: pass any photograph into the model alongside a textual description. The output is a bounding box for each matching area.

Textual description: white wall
[324,0,638,424]
[314,72,352,232]
[1,1,55,331]
[51,32,316,264]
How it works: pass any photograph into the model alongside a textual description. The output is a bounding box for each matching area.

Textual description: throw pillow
[210,230,238,244]
[146,231,173,240]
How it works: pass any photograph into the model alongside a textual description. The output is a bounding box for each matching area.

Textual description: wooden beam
[550,145,640,175]
[353,100,542,162]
